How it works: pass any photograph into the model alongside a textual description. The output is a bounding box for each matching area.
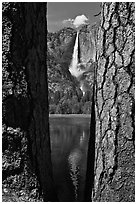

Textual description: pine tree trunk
[23,3,58,201]
[9,3,58,201]
[86,2,135,202]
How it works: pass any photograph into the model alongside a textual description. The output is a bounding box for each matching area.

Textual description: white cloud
[62,14,89,29]
[73,15,89,28]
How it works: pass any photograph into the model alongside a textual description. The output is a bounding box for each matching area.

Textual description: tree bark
[86,2,135,202]
[9,3,58,201]
[23,3,58,201]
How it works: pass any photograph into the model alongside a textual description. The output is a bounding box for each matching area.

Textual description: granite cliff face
[77,24,97,94]
[47,28,76,60]
[79,25,96,64]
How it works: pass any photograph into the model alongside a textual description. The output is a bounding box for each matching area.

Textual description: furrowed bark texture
[23,3,58,201]
[93,2,135,201]
[9,3,58,201]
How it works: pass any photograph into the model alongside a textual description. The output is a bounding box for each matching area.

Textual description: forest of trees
[49,90,92,114]
[2,2,135,202]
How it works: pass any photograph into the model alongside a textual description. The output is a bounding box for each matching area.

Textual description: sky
[47,2,101,32]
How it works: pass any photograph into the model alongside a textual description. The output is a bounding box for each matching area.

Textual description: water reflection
[49,116,90,202]
[68,149,81,201]
[68,131,86,201]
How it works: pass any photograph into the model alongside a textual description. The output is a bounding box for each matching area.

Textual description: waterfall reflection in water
[68,131,85,201]
[68,149,81,201]
[50,116,90,202]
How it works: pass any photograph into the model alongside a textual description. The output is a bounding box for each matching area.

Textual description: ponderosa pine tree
[85,2,135,202]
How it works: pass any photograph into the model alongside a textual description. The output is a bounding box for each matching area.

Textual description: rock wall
[79,24,96,64]
[77,25,97,94]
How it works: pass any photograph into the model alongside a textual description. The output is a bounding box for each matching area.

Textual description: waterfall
[69,31,87,79]
[69,31,79,77]
[69,30,92,96]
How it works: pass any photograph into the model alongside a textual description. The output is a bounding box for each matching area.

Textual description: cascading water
[69,31,79,78]
[69,30,90,95]
[69,31,86,79]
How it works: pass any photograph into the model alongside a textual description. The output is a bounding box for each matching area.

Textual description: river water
[49,115,90,202]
